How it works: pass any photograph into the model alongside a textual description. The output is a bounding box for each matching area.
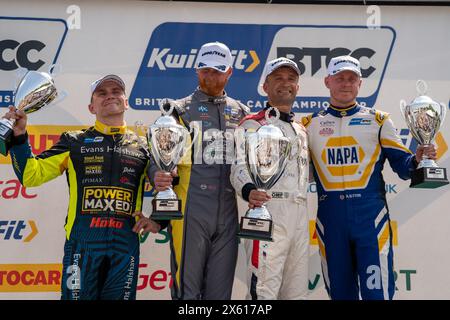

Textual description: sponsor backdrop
[0,0,449,299]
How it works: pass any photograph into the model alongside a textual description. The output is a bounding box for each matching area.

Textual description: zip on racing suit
[301,103,417,300]
[230,106,310,300]
[9,121,153,300]
[148,88,249,300]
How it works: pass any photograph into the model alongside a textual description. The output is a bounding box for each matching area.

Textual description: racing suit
[148,88,249,300]
[230,107,310,300]
[301,103,417,300]
[9,121,151,300]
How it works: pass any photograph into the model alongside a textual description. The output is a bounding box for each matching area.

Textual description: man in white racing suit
[231,57,310,299]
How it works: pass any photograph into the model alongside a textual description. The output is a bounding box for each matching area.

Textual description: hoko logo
[130,23,395,113]
[0,17,68,107]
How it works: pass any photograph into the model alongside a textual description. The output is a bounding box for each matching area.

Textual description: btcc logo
[323,137,364,176]
[82,187,134,215]
[278,47,376,78]
[0,17,67,108]
[147,48,260,72]
[0,40,46,71]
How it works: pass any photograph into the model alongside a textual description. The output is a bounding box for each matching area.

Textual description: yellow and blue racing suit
[9,121,150,300]
[302,103,417,300]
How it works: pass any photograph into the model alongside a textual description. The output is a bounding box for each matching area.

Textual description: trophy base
[237,216,273,242]
[0,120,13,156]
[410,167,449,189]
[151,198,183,220]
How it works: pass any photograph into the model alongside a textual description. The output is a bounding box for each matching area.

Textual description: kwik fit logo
[147,47,259,72]
[130,23,395,113]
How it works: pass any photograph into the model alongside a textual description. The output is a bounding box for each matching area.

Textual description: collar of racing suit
[327,102,360,117]
[194,87,228,105]
[264,104,295,123]
[94,120,127,135]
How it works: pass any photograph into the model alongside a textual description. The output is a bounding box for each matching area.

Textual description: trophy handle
[48,89,67,107]
[399,99,407,118]
[134,120,147,137]
[416,79,428,96]
[265,107,280,124]
[440,102,447,126]
[14,68,28,88]
[159,98,175,116]
[48,63,63,77]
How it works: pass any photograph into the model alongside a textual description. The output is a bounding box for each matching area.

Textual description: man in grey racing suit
[149,42,249,299]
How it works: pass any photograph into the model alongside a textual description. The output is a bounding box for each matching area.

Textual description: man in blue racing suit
[301,56,437,300]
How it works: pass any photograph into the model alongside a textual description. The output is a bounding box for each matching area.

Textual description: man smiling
[231,57,310,300]
[302,55,436,300]
[3,74,162,299]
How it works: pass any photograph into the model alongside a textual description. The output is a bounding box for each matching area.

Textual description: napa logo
[130,22,395,112]
[323,137,364,176]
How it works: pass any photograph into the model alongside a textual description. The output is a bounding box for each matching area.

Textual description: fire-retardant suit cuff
[242,183,257,202]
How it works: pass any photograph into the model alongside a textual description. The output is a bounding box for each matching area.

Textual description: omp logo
[0,264,61,292]
[0,125,86,164]
[309,220,398,246]
[0,220,38,242]
[147,48,259,72]
[82,186,134,215]
[0,17,68,107]
[131,23,394,112]
[323,137,364,176]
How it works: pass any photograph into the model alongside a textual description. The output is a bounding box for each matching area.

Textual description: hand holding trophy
[0,70,58,156]
[148,99,189,220]
[237,108,292,241]
[400,80,448,188]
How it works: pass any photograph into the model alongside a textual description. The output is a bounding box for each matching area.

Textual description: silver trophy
[400,80,448,188]
[148,100,189,220]
[0,70,57,155]
[237,108,292,241]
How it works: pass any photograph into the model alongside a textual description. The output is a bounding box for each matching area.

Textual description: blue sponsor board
[130,22,396,113]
